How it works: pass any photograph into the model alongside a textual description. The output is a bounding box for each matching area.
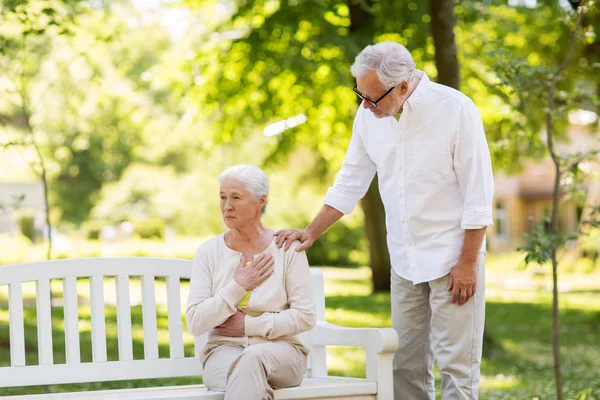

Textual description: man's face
[355,70,407,118]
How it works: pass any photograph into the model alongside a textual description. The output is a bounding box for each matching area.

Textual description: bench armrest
[308,321,398,400]
[310,321,398,354]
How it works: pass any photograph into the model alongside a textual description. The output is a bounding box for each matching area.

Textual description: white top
[186,234,316,346]
[324,71,494,284]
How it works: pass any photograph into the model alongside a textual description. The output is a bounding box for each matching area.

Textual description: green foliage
[15,211,36,242]
[133,218,165,240]
[518,218,578,266]
[307,219,367,267]
[0,0,176,224]
[81,219,106,240]
[456,2,599,173]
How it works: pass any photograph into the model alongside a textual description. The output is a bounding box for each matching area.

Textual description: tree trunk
[429,0,507,356]
[361,176,391,291]
[430,0,460,89]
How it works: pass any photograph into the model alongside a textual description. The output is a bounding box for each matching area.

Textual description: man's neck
[395,72,423,118]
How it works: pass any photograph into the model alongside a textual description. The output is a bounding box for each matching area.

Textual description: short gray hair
[218,164,269,215]
[350,42,416,89]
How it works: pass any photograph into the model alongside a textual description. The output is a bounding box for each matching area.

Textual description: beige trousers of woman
[203,340,307,400]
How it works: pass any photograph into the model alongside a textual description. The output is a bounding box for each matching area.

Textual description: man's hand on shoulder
[274,228,315,251]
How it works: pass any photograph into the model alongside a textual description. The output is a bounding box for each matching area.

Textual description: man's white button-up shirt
[324,71,494,284]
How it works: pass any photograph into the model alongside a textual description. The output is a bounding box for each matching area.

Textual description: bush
[564,257,596,274]
[82,220,107,240]
[306,220,368,267]
[134,218,165,240]
[581,227,599,261]
[16,212,36,242]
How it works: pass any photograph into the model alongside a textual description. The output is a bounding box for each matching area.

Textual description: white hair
[350,42,416,89]
[218,164,269,215]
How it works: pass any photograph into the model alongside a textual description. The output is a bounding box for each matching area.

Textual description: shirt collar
[404,70,429,112]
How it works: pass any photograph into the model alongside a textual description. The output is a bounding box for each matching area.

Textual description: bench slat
[116,275,133,361]
[63,277,81,364]
[9,282,26,367]
[36,279,53,365]
[0,378,377,399]
[166,276,184,359]
[141,275,159,360]
[0,258,191,285]
[0,358,201,388]
[90,276,107,363]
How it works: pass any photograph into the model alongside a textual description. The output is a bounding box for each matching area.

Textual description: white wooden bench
[0,257,398,399]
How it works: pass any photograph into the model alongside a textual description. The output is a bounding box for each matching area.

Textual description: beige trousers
[202,340,307,400]
[391,253,486,400]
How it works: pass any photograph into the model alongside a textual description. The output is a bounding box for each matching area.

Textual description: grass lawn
[1,253,599,399]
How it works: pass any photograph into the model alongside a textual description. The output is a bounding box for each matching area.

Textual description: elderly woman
[186,164,316,399]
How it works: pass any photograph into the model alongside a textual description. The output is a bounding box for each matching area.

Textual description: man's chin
[370,109,389,119]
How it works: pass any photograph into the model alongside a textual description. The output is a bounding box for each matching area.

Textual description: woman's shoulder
[193,234,225,260]
[273,239,308,266]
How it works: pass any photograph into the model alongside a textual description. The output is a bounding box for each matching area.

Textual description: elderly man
[275,42,494,399]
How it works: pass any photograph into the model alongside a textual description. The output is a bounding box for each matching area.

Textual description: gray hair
[218,164,269,215]
[350,42,416,89]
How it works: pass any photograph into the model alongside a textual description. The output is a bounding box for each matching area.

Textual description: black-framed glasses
[353,85,396,108]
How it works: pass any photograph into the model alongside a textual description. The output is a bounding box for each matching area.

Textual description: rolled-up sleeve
[324,111,377,215]
[454,100,494,229]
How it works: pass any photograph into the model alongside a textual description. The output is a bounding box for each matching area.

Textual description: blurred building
[488,110,600,252]
[0,182,45,234]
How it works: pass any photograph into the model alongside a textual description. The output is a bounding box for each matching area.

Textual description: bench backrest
[0,257,327,388]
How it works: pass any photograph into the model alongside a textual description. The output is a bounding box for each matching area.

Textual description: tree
[430,0,459,89]
[492,2,597,399]
[182,0,432,290]
[0,1,76,259]
[1,0,174,232]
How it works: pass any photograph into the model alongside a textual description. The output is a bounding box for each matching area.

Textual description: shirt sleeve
[323,110,377,215]
[186,247,248,337]
[454,100,495,230]
[244,243,316,339]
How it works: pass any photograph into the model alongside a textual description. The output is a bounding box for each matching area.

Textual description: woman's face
[220,177,266,229]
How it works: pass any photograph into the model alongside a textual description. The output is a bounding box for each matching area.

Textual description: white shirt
[324,72,494,284]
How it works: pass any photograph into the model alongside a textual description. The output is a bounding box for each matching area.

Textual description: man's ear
[400,81,409,95]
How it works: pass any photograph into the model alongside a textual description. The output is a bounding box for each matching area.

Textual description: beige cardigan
[186,234,316,352]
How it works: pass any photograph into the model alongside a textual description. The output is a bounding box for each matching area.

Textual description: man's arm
[275,205,343,251]
[276,110,376,251]
[450,100,494,306]
[448,227,486,305]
